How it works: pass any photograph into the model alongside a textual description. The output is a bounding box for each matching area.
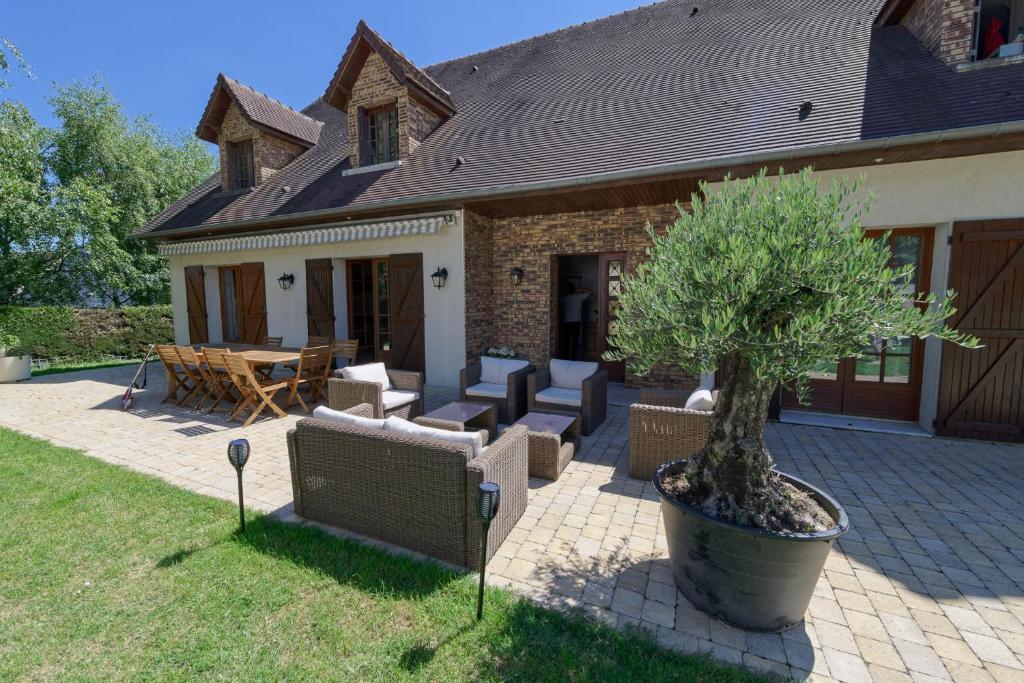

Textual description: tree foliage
[0,78,216,306]
[607,169,976,529]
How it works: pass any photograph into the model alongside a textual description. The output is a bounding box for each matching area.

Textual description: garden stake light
[476,482,501,620]
[227,439,250,532]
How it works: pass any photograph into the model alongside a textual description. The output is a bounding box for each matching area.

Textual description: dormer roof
[196,74,323,147]
[324,20,455,116]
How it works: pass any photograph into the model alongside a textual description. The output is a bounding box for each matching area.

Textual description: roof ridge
[423,0,675,71]
[221,73,324,126]
[357,21,452,97]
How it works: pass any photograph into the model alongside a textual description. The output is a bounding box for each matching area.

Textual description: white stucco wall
[168,212,466,388]
[707,150,1024,432]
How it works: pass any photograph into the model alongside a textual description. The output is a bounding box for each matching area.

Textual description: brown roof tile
[196,74,323,147]
[142,0,1024,238]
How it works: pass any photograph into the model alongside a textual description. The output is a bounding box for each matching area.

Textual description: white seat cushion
[384,416,484,457]
[339,362,392,391]
[535,386,583,407]
[312,406,386,430]
[684,389,716,412]
[480,357,530,385]
[549,359,598,390]
[382,390,419,410]
[465,382,507,399]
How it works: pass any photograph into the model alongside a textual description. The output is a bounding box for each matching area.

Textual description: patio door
[598,252,626,381]
[781,228,933,422]
[350,254,425,372]
[219,262,267,344]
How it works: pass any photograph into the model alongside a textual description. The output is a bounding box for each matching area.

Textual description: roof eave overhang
[139,119,1024,242]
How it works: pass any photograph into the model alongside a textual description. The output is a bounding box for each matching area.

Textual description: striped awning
[157,214,451,257]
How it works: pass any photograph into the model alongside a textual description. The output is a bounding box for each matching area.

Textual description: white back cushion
[480,357,530,385]
[384,416,484,457]
[549,359,598,390]
[684,389,716,412]
[312,406,386,430]
[340,362,392,390]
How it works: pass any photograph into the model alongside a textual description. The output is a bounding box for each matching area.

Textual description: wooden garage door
[937,219,1024,441]
[184,266,208,344]
[306,258,335,339]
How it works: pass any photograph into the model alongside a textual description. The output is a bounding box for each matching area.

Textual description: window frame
[366,104,400,165]
[229,139,255,190]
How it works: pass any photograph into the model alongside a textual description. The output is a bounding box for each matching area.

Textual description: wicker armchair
[328,368,424,419]
[286,403,530,568]
[527,362,607,435]
[459,359,535,424]
[628,389,712,480]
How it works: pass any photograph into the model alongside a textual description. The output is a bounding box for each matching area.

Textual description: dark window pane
[883,355,910,383]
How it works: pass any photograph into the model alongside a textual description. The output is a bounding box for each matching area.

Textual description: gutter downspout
[140,119,1024,241]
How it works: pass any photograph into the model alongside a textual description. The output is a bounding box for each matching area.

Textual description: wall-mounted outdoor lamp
[227,439,250,533]
[476,481,501,620]
[430,266,449,289]
[276,273,295,291]
[509,267,524,287]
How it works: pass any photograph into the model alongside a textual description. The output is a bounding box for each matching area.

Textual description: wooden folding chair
[224,353,289,427]
[331,339,359,368]
[256,336,283,380]
[199,347,238,414]
[308,335,332,347]
[284,345,332,412]
[263,336,283,347]
[175,346,208,410]
[156,344,192,404]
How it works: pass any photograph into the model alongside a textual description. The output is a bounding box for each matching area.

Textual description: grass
[0,428,763,682]
[31,358,147,377]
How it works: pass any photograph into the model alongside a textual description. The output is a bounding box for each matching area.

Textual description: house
[137,0,1024,442]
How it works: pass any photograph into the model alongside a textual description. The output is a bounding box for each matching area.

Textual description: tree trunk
[685,353,777,524]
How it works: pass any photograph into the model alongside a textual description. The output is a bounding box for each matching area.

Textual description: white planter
[0,355,32,383]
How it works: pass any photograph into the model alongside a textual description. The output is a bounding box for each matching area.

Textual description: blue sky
[4,0,641,138]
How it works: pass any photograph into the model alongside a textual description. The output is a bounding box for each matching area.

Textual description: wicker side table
[509,412,579,480]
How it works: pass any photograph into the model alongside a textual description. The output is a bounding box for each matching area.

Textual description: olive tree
[606,169,975,529]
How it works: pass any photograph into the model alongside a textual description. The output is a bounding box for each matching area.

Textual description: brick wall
[407,96,443,154]
[901,0,975,65]
[259,135,304,180]
[463,205,699,390]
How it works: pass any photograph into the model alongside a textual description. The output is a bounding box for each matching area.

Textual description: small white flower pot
[0,355,31,383]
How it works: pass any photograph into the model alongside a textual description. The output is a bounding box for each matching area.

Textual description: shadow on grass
[234,515,460,600]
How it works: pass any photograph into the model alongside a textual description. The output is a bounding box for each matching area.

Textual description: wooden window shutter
[184,266,209,344]
[358,107,370,166]
[238,262,267,344]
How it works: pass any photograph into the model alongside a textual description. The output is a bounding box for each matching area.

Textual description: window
[974,0,1024,60]
[229,139,255,190]
[366,105,399,164]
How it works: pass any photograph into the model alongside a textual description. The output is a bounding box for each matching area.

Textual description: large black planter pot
[654,459,849,633]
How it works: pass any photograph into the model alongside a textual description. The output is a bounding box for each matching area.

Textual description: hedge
[0,306,174,362]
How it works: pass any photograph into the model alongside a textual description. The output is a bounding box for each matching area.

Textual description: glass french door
[782,228,933,422]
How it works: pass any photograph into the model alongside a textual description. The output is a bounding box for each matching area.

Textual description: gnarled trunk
[685,353,777,524]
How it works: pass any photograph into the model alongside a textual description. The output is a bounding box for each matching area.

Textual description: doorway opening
[346,259,376,364]
[553,253,626,380]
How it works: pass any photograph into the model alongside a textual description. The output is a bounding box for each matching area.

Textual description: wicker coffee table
[509,411,580,480]
[422,401,497,441]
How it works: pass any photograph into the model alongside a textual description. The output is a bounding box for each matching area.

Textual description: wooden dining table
[194,343,302,366]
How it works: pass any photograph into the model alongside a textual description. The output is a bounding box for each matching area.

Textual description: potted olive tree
[0,330,31,383]
[606,169,975,632]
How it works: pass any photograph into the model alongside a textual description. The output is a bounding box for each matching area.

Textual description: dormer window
[974,0,1024,61]
[229,139,255,190]
[367,105,399,164]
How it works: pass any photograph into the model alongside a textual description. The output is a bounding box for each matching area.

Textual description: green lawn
[31,358,146,377]
[0,428,762,682]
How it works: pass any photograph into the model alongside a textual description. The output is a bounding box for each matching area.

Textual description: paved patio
[2,364,1024,682]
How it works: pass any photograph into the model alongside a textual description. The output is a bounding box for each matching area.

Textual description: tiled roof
[141,0,1024,238]
[195,74,323,146]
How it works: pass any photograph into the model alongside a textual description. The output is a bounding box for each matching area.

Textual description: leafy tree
[0,78,216,306]
[0,37,33,89]
[606,169,976,530]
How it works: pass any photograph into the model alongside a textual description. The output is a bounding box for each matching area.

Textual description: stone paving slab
[2,364,1024,681]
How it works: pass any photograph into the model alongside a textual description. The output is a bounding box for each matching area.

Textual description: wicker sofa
[329,363,424,419]
[527,359,608,435]
[460,357,535,424]
[628,389,712,480]
[286,403,530,568]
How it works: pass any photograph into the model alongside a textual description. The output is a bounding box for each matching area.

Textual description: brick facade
[217,103,304,189]
[901,0,975,65]
[463,205,699,390]
[345,51,443,167]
